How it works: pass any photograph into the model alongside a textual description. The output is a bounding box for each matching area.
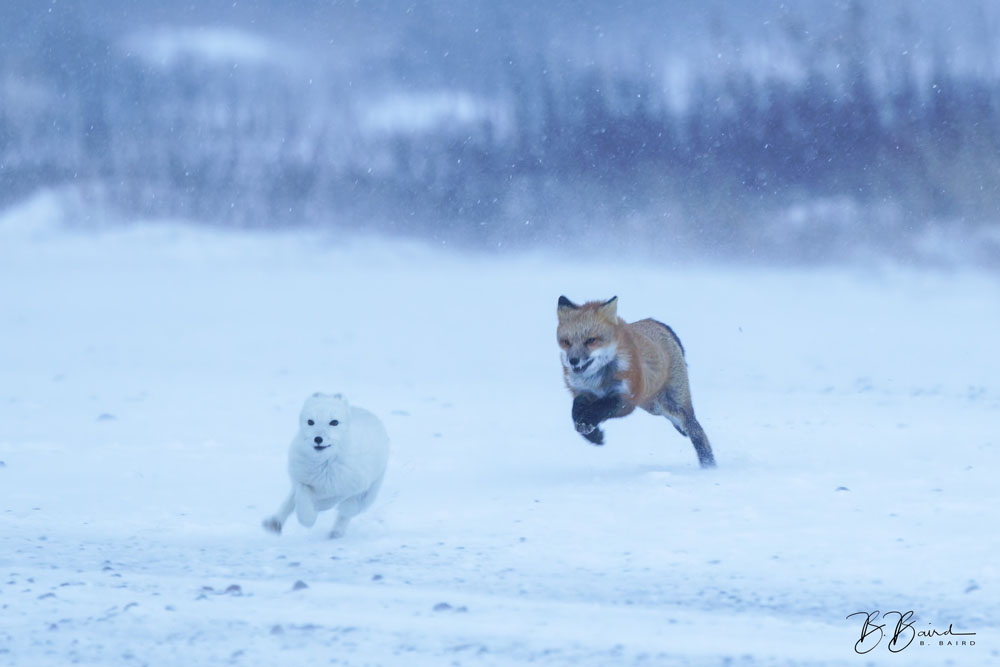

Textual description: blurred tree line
[1,0,998,260]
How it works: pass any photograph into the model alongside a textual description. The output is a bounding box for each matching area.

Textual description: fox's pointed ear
[599,296,618,319]
[558,296,579,310]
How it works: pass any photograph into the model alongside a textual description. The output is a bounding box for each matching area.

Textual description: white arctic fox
[262,392,389,538]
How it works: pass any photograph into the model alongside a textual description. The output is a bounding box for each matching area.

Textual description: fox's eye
[330,420,339,426]
[585,337,599,346]
[307,419,314,425]
[559,338,570,348]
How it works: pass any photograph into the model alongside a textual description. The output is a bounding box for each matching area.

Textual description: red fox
[556,295,715,468]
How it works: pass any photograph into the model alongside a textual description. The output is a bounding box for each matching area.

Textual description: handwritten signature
[847,611,976,654]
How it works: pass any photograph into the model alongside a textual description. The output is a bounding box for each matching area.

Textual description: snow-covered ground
[1,202,998,666]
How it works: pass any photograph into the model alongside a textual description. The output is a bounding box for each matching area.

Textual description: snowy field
[1,198,998,666]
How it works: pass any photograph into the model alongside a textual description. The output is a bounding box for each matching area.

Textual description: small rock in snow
[97,413,116,422]
[835,486,850,492]
[371,574,383,581]
[224,584,243,596]
[292,580,308,591]
[431,601,469,613]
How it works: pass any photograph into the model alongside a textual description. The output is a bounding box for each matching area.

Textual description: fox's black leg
[582,426,605,445]
[656,392,716,468]
[572,393,624,446]
[685,416,716,468]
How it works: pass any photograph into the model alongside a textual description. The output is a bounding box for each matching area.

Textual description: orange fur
[557,297,691,414]
[556,295,715,467]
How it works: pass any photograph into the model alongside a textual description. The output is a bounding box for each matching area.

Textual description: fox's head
[556,296,620,377]
[297,392,350,455]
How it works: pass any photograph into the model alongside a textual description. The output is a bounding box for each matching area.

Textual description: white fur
[262,392,389,539]
[562,343,619,396]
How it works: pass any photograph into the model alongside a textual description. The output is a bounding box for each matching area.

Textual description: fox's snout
[559,334,612,375]
[301,424,341,452]
[567,353,594,374]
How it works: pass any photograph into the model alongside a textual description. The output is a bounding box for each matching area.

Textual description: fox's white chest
[565,368,610,395]
[563,347,629,398]
[289,449,365,499]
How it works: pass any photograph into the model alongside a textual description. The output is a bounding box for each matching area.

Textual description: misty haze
[1,2,997,666]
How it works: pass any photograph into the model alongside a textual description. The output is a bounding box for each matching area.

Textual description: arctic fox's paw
[262,517,283,535]
[328,517,351,539]
[574,421,597,435]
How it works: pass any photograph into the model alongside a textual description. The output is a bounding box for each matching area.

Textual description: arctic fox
[556,296,716,468]
[262,392,389,538]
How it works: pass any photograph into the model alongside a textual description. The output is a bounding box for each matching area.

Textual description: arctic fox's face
[297,393,350,453]
[556,296,619,377]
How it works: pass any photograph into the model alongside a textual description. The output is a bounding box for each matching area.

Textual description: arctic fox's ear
[311,392,325,398]
[558,295,579,310]
[599,296,618,320]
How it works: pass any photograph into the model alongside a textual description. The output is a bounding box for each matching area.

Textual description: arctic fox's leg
[328,513,352,539]
[261,492,295,534]
[294,483,319,527]
[328,475,384,539]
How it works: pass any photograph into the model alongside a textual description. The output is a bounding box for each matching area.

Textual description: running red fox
[556,295,716,468]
